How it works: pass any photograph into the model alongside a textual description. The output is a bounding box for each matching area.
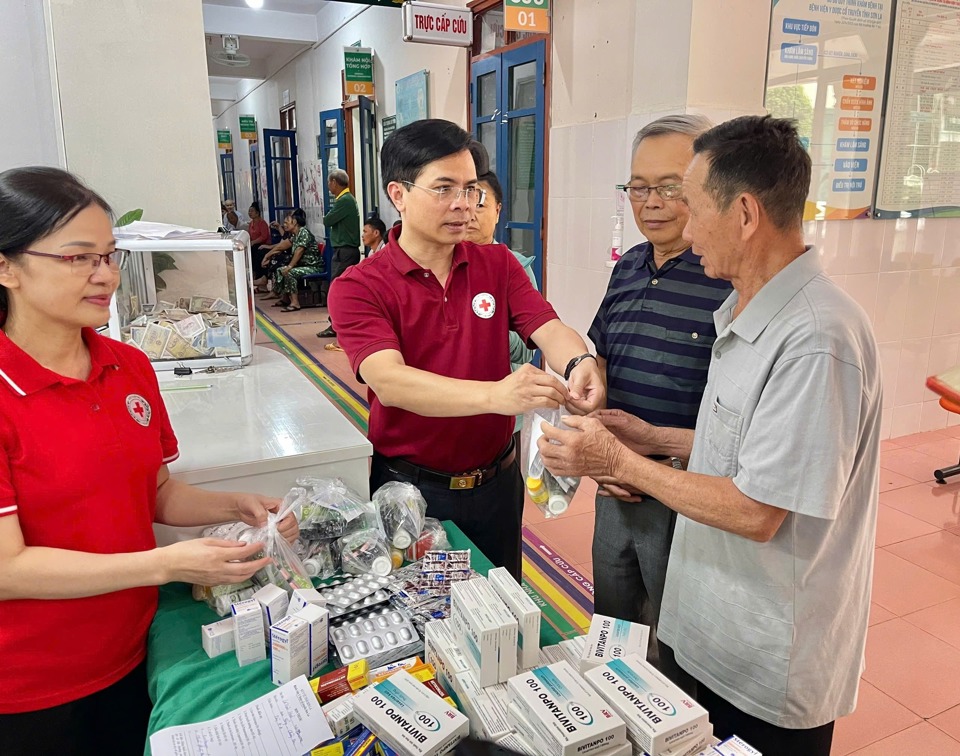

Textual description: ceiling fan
[208,35,251,67]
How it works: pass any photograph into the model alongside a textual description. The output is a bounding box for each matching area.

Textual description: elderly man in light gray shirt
[538,115,881,756]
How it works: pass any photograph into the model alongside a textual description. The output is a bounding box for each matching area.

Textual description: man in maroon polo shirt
[329,119,604,577]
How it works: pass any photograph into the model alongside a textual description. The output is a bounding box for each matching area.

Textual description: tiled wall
[806,218,960,438]
[544,119,960,441]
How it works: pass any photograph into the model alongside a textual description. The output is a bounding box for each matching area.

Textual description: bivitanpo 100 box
[581,614,650,672]
[507,661,627,756]
[353,670,469,756]
[487,567,541,671]
[584,654,708,755]
[450,581,500,687]
[424,619,471,696]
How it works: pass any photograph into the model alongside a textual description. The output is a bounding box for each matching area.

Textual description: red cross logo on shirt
[472,292,496,319]
[125,394,152,427]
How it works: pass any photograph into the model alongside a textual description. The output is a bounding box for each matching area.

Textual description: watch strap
[564,353,597,380]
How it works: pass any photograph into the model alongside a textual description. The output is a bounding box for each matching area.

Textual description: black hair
[285,208,307,227]
[363,216,387,240]
[468,140,490,176]
[381,119,475,194]
[693,115,811,231]
[477,171,503,206]
[0,166,112,311]
[250,201,261,215]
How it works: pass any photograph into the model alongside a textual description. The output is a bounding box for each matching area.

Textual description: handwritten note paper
[149,676,332,756]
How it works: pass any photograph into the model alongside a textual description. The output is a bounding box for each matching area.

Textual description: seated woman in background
[253,219,294,295]
[247,201,271,282]
[271,208,323,312]
[0,166,298,755]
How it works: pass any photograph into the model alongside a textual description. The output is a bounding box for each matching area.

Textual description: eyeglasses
[19,248,129,274]
[617,183,684,202]
[402,181,487,207]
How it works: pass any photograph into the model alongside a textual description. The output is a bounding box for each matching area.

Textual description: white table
[154,346,371,543]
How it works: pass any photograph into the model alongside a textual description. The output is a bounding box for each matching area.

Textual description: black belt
[374,439,516,491]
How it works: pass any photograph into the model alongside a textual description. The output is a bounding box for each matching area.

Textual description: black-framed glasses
[402,181,486,207]
[617,183,684,202]
[19,248,129,274]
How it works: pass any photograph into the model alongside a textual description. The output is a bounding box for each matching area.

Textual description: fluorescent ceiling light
[245,0,264,8]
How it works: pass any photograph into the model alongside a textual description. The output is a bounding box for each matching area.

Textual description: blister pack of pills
[319,574,393,608]
[416,550,472,596]
[330,607,421,667]
[325,589,392,619]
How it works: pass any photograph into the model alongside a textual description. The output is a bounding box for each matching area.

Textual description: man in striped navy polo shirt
[587,115,731,681]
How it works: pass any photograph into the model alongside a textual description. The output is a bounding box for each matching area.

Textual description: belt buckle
[450,469,482,490]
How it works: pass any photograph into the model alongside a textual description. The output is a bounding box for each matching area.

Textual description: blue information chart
[765,0,892,220]
[395,70,429,128]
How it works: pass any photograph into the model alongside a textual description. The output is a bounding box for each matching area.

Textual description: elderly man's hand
[595,477,646,503]
[566,358,605,415]
[537,415,625,480]
[591,409,661,456]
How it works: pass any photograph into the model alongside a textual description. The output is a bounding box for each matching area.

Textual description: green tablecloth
[145,521,563,752]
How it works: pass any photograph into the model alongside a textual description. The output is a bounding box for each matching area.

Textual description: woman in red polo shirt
[0,167,298,755]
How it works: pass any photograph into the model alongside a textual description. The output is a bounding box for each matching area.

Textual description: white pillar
[47,0,221,229]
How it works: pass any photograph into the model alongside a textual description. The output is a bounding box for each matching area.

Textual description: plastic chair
[935,397,960,484]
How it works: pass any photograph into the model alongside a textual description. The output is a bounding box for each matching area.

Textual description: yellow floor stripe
[257,314,369,421]
[522,555,592,632]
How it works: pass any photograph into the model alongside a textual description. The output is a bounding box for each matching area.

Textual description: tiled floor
[266,304,960,755]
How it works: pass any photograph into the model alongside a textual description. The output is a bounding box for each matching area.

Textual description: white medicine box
[108,229,255,371]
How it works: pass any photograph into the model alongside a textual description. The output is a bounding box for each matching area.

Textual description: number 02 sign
[504,0,550,34]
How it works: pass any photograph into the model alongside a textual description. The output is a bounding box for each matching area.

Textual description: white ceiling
[204,0,329,13]
[202,0,327,116]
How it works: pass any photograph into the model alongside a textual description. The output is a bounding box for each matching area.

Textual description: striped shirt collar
[0,327,120,396]
[638,243,701,271]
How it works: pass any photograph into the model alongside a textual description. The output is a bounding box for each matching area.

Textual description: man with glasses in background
[587,115,731,680]
[329,118,604,578]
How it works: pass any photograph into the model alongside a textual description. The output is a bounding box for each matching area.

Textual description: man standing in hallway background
[539,116,881,756]
[588,114,731,678]
[318,168,361,339]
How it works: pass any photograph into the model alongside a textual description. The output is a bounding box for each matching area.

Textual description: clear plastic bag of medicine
[240,487,313,591]
[373,481,427,551]
[296,476,376,540]
[339,528,393,577]
[520,408,580,518]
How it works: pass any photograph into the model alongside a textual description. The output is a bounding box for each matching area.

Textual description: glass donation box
[107,229,255,371]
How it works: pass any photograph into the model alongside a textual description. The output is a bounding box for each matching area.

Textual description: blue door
[471,40,546,288]
[220,152,237,204]
[318,109,346,274]
[263,128,300,228]
[358,96,379,220]
[249,142,261,208]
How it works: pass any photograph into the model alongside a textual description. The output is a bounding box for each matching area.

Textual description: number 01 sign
[504,0,550,34]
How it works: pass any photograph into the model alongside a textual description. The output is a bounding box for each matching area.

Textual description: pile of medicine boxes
[200,565,760,756]
[203,586,329,686]
[427,571,759,756]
